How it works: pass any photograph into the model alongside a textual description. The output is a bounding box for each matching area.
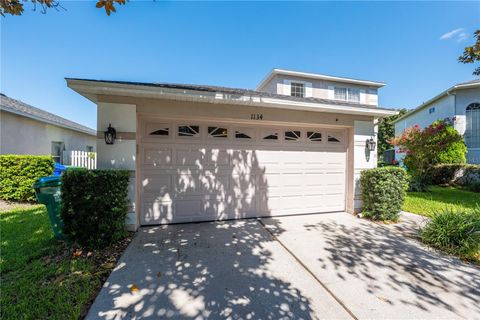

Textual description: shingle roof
[66,78,397,112]
[0,93,96,136]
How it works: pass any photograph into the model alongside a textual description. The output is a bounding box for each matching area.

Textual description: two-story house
[393,80,480,164]
[67,69,396,231]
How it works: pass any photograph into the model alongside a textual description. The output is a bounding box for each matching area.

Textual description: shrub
[360,166,409,221]
[429,164,480,186]
[421,208,480,261]
[466,181,480,193]
[392,119,467,175]
[60,169,130,248]
[0,155,54,202]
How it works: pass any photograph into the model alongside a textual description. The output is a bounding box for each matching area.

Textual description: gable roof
[256,68,386,91]
[66,78,398,118]
[392,79,480,124]
[0,93,96,136]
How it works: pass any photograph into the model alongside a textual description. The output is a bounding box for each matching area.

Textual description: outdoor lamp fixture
[366,137,376,152]
[104,124,116,145]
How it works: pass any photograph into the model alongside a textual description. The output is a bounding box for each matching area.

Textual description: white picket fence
[70,151,97,169]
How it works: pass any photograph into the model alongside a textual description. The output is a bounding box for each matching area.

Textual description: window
[466,103,480,148]
[150,127,169,136]
[235,130,252,139]
[327,135,341,143]
[334,87,347,101]
[208,126,228,138]
[178,125,200,137]
[307,131,322,142]
[334,87,360,103]
[290,82,305,98]
[429,107,435,114]
[263,133,279,140]
[51,142,64,164]
[284,131,301,141]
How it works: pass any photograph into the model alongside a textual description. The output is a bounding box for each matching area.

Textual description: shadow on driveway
[263,212,480,319]
[86,218,351,319]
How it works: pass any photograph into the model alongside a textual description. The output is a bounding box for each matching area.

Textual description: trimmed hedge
[60,169,130,248]
[421,208,480,261]
[360,166,409,221]
[429,164,480,187]
[0,155,54,202]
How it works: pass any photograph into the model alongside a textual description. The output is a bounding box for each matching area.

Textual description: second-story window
[334,87,360,103]
[291,82,305,98]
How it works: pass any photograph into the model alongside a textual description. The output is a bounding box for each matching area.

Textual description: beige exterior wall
[0,110,96,163]
[96,95,377,230]
[262,75,378,106]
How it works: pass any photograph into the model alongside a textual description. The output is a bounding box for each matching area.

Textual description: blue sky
[1,1,479,129]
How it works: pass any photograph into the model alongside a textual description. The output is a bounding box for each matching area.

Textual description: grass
[0,204,131,320]
[403,186,480,217]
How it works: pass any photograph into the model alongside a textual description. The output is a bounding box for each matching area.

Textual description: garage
[139,118,347,225]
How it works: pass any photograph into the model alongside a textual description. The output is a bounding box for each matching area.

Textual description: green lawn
[0,205,126,320]
[404,186,480,217]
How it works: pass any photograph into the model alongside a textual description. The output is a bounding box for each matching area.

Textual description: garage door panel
[139,121,347,225]
[144,148,172,166]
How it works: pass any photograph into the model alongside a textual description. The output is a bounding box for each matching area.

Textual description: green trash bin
[33,176,65,240]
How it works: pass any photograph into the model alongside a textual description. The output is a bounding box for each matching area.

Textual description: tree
[458,30,480,76]
[377,108,407,159]
[0,0,126,16]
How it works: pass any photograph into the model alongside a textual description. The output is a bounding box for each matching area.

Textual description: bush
[0,155,54,201]
[466,181,480,193]
[60,169,130,248]
[360,166,409,221]
[421,208,480,261]
[392,119,466,175]
[429,164,480,186]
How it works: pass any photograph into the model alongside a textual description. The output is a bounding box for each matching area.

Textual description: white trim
[305,82,313,98]
[67,79,398,118]
[257,68,386,90]
[283,79,291,95]
[327,86,335,100]
[360,89,366,104]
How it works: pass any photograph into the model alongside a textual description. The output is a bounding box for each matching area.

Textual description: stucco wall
[96,95,378,229]
[96,102,137,230]
[0,111,96,163]
[263,75,378,106]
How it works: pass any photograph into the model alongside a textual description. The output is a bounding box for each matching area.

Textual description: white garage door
[139,119,347,225]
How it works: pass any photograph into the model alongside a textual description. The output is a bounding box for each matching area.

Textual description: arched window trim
[466,102,480,148]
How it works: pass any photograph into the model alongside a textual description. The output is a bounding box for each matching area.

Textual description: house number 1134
[250,114,263,120]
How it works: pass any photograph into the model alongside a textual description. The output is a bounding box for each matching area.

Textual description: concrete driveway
[87,213,480,320]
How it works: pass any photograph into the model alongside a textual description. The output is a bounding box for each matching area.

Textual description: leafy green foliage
[0,155,54,202]
[428,164,480,187]
[60,169,130,248]
[392,119,466,189]
[458,30,480,76]
[377,108,407,159]
[421,207,480,261]
[360,166,409,221]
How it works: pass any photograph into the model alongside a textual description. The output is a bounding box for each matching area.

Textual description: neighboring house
[0,93,96,164]
[393,80,480,164]
[67,68,397,231]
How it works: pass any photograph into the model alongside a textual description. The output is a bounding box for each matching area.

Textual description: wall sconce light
[366,137,376,152]
[104,124,116,145]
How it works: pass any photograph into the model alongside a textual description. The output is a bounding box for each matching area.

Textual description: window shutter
[283,80,291,95]
[328,86,335,100]
[305,82,313,97]
[360,89,366,104]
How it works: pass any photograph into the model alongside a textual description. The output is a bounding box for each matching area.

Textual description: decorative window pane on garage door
[178,125,200,137]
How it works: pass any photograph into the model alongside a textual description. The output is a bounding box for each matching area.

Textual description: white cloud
[440,28,468,42]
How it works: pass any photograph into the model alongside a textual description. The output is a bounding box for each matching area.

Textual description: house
[392,80,480,164]
[0,93,96,164]
[67,68,397,231]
